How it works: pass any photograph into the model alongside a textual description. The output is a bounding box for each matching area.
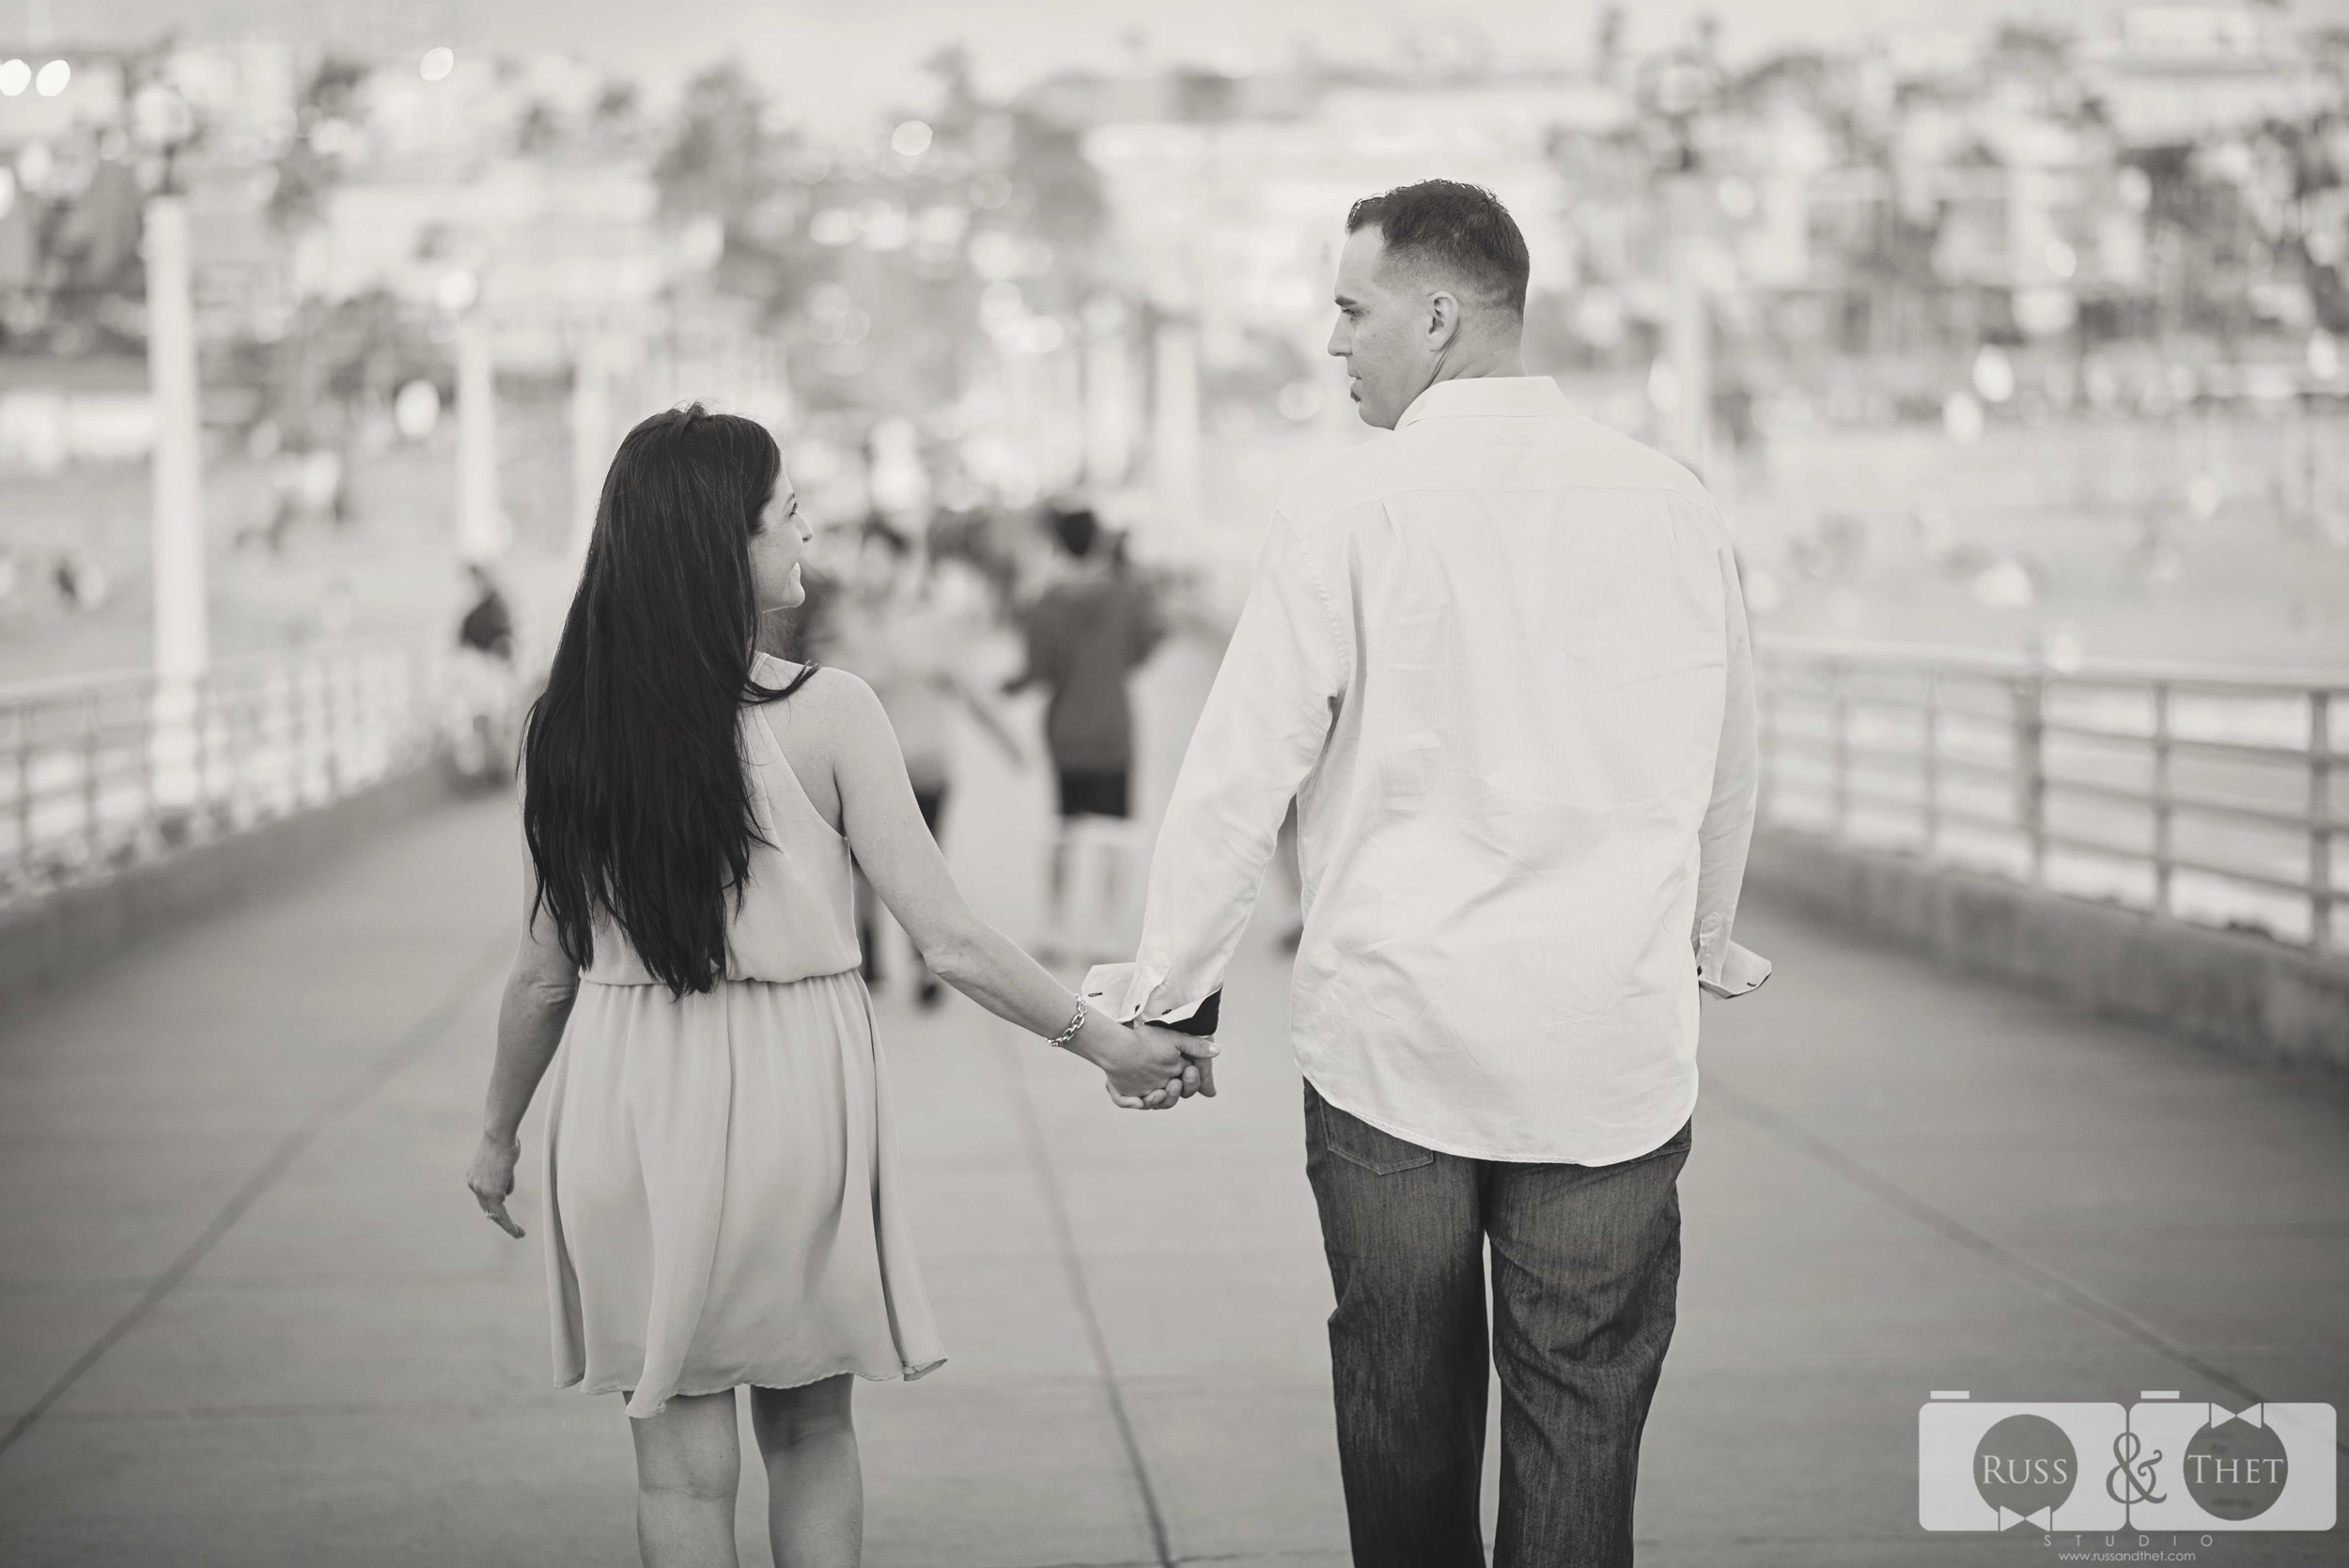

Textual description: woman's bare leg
[750,1375,863,1568]
[630,1390,742,1568]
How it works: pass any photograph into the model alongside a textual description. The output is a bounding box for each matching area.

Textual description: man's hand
[1139,1022,1216,1099]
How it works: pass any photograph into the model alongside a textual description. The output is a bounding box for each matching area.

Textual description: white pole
[1044,341,1085,494]
[1665,178,1714,482]
[1152,317,1203,526]
[145,193,208,813]
[147,194,209,685]
[568,334,611,561]
[1083,299,1133,491]
[455,310,506,563]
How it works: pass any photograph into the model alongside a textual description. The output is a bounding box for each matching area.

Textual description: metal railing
[1757,636,2349,954]
[0,643,441,906]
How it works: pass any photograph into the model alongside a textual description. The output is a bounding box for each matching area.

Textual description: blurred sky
[46,0,2349,127]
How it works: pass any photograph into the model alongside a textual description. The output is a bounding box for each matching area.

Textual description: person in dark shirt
[1004,505,1163,950]
[457,564,516,662]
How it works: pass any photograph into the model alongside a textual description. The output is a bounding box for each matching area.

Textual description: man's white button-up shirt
[1111,375,1767,1166]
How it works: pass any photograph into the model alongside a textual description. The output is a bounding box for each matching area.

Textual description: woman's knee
[630,1390,742,1499]
[751,1374,856,1450]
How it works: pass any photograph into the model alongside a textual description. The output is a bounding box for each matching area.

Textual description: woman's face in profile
[749,476,813,614]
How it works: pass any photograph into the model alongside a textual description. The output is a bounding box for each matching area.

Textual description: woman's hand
[1071,1014,1211,1110]
[467,1134,526,1238]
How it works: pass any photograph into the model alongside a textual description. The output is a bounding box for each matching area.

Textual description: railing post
[2312,690,2334,952]
[1830,660,1851,839]
[80,701,101,867]
[297,660,316,807]
[226,677,248,827]
[323,657,344,800]
[2151,681,2173,918]
[192,673,211,829]
[13,706,32,880]
[140,683,157,835]
[1921,671,1941,858]
[2015,673,2046,884]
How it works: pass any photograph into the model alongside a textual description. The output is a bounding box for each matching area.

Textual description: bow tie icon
[2208,1402,2265,1428]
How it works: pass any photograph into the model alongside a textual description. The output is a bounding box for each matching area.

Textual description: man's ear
[1425,290,1461,350]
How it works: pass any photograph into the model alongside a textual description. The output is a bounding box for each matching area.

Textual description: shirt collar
[1395,375,1570,429]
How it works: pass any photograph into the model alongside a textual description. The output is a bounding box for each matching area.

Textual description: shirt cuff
[1696,939,1772,999]
[1081,963,1221,1035]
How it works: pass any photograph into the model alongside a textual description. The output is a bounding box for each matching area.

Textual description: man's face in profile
[1326,226,1423,430]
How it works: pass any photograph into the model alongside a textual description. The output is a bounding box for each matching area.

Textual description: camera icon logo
[1920,1391,2336,1532]
[1919,1396,2125,1531]
[2118,1396,2336,1531]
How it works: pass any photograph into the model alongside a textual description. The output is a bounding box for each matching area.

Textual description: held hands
[1068,1013,1218,1110]
[1139,1022,1216,1102]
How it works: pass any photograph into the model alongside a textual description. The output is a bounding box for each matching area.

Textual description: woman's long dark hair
[521,404,791,996]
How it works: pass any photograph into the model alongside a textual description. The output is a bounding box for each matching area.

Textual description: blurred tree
[646,48,1109,423]
[1594,5,1626,83]
[2137,142,2263,345]
[652,64,777,228]
[2262,114,2349,332]
[269,55,366,233]
[1989,23,2075,74]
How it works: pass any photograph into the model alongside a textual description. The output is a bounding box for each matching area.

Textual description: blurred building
[1046,54,1595,378]
[2083,2,2335,145]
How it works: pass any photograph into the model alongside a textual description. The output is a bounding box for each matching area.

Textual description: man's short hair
[1346,179,1530,318]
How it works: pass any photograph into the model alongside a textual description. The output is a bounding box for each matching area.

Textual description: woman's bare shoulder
[792,664,880,718]
[776,666,890,753]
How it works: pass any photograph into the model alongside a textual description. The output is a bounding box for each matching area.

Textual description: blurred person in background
[50,549,108,614]
[466,406,1203,1568]
[1002,504,1164,953]
[834,518,1025,1006]
[458,562,516,663]
[444,562,521,786]
[1090,180,1769,1568]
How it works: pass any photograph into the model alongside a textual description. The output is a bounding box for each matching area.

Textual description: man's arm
[1113,516,1346,1031]
[1692,528,1770,998]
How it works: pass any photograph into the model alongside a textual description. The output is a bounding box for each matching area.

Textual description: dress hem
[560,1356,948,1418]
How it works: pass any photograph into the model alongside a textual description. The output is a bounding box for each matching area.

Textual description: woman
[464,405,1206,1568]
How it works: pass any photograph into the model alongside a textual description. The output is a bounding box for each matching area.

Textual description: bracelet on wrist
[1046,995,1087,1051]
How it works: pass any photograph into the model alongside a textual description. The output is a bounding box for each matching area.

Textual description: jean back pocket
[1315,1092,1436,1176]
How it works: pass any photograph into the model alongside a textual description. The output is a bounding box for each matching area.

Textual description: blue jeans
[1302,1082,1688,1568]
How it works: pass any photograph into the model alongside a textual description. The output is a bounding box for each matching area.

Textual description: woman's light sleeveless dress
[540,657,944,1417]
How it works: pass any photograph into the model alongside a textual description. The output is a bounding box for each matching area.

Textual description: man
[1003,505,1164,950]
[1093,180,1768,1566]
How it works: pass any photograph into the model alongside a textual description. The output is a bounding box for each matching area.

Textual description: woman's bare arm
[467,850,583,1236]
[814,671,1204,1104]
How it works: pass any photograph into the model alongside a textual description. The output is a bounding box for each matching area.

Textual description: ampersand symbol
[2106,1431,2167,1506]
